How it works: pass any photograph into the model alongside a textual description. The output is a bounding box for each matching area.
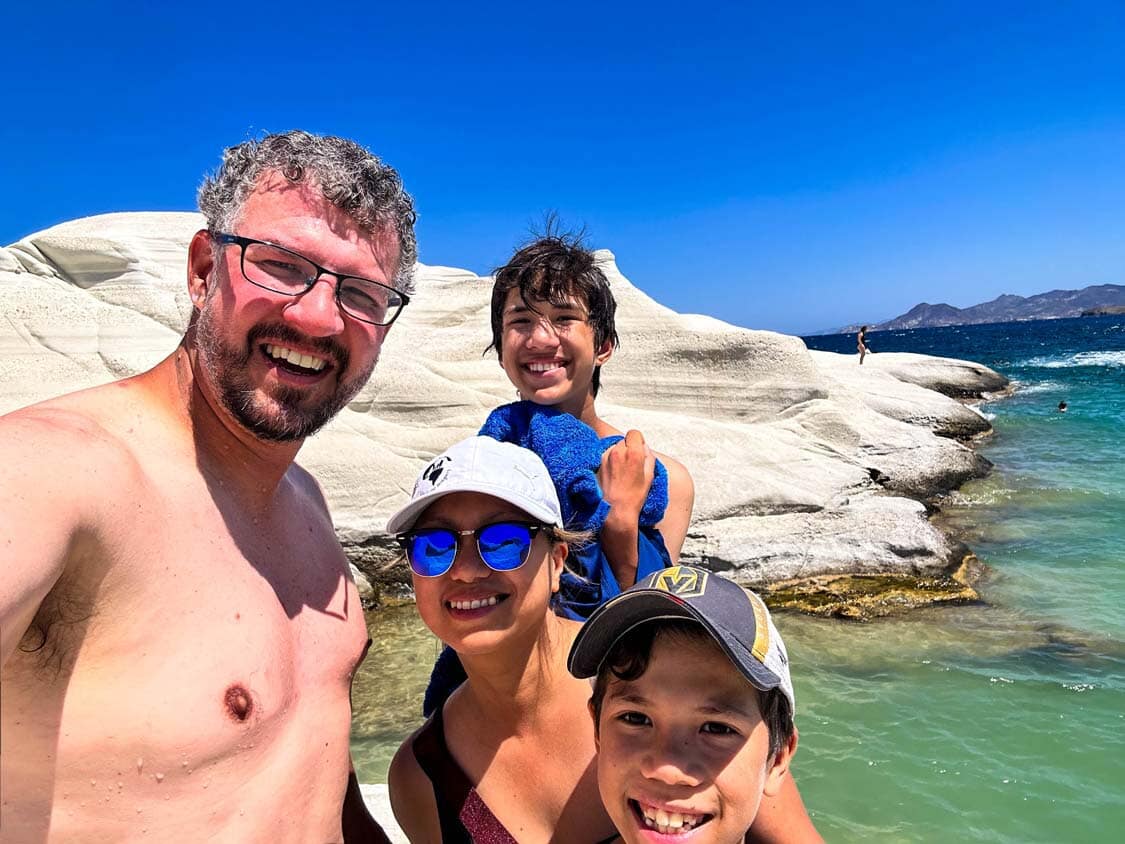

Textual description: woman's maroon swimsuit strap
[412,705,519,844]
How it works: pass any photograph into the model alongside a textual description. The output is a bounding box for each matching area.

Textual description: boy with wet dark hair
[570,566,821,844]
[422,227,695,715]
[484,227,695,597]
[487,230,621,397]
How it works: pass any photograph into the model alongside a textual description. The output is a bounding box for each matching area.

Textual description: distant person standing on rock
[857,325,870,364]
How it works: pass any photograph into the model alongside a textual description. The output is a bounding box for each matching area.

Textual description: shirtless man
[0,131,414,842]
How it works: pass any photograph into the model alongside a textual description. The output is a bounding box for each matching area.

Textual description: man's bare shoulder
[0,395,145,485]
[0,395,149,663]
[283,462,338,536]
[0,390,159,545]
[0,396,149,554]
[286,461,330,506]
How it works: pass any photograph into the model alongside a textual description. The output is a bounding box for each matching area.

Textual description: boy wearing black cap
[570,566,817,844]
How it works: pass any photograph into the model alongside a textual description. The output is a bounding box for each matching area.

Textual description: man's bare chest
[6,478,369,760]
[0,460,370,840]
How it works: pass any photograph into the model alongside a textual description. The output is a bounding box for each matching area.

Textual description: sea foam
[1021,350,1125,368]
[1011,380,1063,394]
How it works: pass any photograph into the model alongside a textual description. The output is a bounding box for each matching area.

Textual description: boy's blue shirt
[479,401,669,532]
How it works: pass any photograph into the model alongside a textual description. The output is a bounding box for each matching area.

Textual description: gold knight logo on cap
[652,566,708,598]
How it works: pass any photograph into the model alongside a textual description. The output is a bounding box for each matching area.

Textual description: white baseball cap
[386,436,564,535]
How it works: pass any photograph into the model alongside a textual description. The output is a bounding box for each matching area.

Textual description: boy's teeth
[641,805,701,835]
[450,596,500,610]
[528,362,561,372]
[265,344,327,372]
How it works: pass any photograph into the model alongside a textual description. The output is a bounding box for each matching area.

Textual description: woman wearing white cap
[386,436,620,843]
[384,436,822,843]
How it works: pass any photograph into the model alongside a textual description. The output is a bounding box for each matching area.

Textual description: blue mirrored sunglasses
[398,522,549,578]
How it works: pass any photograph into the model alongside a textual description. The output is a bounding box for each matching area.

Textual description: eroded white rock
[1,213,1005,592]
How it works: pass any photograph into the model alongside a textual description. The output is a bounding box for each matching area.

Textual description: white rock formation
[1,213,1004,596]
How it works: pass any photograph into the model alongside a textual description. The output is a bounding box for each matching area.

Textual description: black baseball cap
[567,566,795,711]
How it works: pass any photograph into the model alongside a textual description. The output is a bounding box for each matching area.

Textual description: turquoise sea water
[799,317,1125,841]
[352,316,1125,842]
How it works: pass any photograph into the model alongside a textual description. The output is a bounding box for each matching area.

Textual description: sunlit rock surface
[1,213,1009,602]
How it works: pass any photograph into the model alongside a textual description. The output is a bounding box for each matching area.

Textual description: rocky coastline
[0,212,1010,620]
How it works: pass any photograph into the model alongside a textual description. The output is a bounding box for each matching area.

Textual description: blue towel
[478,401,669,532]
[481,401,672,613]
[422,403,674,716]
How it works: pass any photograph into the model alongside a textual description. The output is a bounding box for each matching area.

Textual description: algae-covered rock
[759,554,985,621]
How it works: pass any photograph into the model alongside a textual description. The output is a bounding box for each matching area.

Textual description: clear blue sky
[3,1,1122,334]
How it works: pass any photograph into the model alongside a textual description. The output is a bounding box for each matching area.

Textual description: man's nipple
[224,684,253,722]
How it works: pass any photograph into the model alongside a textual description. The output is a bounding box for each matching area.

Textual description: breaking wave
[1012,380,1064,395]
[1019,351,1125,369]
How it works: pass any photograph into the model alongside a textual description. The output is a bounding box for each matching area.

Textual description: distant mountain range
[836,284,1125,333]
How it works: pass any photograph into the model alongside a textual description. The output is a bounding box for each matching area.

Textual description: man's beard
[195,307,376,442]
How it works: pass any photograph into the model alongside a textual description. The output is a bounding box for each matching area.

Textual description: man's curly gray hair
[198,130,417,294]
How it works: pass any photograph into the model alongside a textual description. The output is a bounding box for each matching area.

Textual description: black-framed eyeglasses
[397,522,549,578]
[212,232,409,327]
